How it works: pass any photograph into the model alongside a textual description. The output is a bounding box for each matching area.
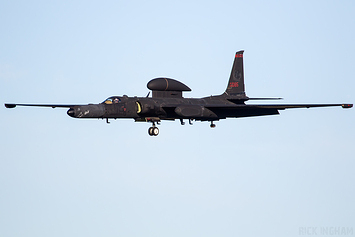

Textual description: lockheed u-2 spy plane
[5,51,353,136]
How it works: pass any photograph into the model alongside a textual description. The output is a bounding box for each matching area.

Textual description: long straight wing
[199,103,353,110]
[204,103,352,119]
[240,104,353,110]
[5,103,78,108]
[162,103,353,110]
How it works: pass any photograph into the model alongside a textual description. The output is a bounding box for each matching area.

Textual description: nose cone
[67,108,75,117]
[67,105,105,118]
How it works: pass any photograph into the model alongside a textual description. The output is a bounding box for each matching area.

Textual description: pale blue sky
[1,1,354,236]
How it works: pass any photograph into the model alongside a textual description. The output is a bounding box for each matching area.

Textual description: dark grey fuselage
[67,95,279,121]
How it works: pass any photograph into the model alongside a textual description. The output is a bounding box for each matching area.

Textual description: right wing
[5,103,79,109]
[238,103,353,110]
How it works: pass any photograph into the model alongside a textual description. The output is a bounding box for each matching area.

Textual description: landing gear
[180,119,194,125]
[180,119,185,125]
[148,126,159,136]
[148,121,159,136]
[210,121,216,128]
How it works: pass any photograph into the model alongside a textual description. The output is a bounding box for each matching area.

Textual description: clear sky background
[1,1,354,236]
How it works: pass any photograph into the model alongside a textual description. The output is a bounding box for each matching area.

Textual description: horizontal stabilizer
[248,98,283,100]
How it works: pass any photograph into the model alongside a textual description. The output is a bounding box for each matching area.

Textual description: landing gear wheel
[210,121,216,128]
[148,127,159,136]
[152,127,159,136]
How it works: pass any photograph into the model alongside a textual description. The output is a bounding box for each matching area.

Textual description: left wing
[162,103,353,110]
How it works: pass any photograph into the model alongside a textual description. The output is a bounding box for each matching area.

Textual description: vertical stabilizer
[225,50,247,98]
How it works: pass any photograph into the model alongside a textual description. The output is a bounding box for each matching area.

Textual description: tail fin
[225,50,247,97]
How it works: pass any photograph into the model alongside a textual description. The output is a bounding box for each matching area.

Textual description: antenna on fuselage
[146,92,150,98]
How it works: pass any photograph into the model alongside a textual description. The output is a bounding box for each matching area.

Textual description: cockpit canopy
[102,97,121,104]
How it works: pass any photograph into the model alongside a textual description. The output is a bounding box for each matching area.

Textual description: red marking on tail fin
[235,54,243,58]
[229,82,239,88]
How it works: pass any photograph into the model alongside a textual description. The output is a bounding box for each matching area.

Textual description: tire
[152,127,159,136]
[148,127,154,136]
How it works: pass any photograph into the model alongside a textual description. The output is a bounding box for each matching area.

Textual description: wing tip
[342,104,353,109]
[5,103,16,108]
